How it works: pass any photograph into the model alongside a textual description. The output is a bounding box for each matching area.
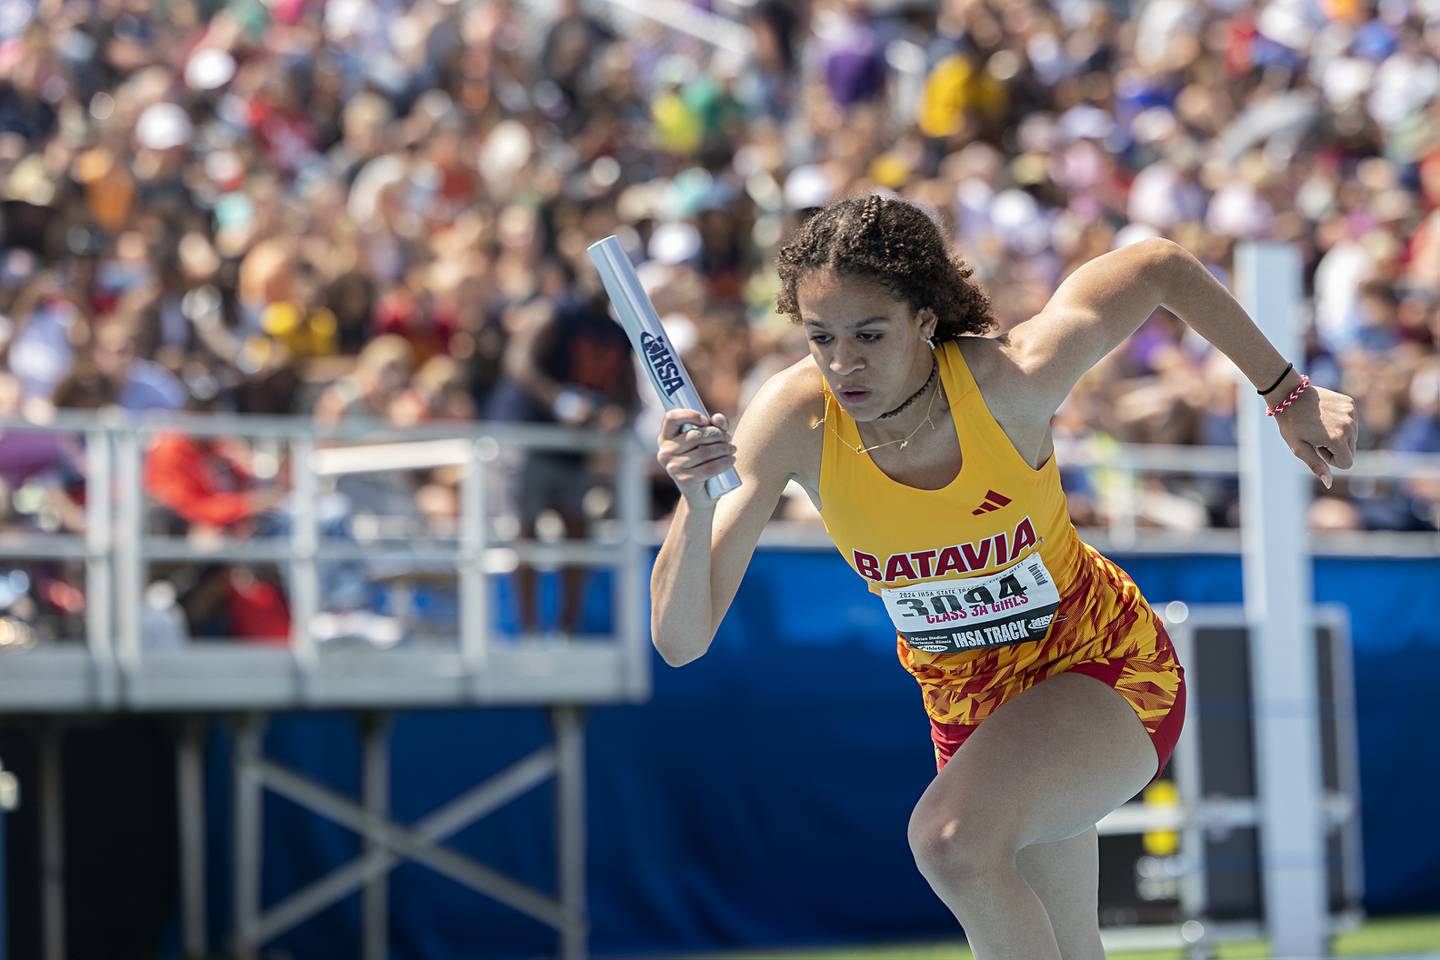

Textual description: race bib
[880,554,1060,654]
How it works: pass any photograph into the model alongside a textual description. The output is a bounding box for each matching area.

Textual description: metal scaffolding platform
[0,412,652,960]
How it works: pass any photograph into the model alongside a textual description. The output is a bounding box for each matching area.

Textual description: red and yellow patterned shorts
[928,626,1187,784]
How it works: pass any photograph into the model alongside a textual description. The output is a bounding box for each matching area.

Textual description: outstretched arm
[1007,237,1357,485]
[650,362,821,666]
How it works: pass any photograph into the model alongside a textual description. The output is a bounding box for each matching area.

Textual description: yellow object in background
[918,54,1007,138]
[652,92,702,155]
[1142,779,1180,856]
[919,56,974,139]
[870,153,911,189]
[260,302,339,359]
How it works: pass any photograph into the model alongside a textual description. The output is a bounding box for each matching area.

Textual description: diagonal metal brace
[253,747,567,936]
[254,745,561,940]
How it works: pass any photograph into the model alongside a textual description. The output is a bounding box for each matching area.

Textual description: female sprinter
[649,195,1357,959]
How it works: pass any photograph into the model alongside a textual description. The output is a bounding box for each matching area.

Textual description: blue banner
[208,550,1440,958]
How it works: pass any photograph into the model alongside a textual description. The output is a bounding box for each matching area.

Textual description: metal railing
[757,438,1440,556]
[3,411,1438,711]
[0,412,651,712]
[1054,437,1440,552]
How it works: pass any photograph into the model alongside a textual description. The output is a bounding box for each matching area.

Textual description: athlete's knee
[907,803,1018,887]
[1052,924,1105,960]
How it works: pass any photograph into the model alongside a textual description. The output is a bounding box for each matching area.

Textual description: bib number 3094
[880,555,1061,654]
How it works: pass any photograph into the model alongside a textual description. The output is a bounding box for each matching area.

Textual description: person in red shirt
[144,432,372,622]
[143,432,292,641]
[143,434,285,532]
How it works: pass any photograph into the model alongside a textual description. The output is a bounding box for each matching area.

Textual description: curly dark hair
[775,195,995,341]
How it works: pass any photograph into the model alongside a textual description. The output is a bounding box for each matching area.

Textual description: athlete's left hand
[1274,383,1358,489]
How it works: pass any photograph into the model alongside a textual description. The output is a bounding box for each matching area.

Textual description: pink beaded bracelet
[1266,373,1311,417]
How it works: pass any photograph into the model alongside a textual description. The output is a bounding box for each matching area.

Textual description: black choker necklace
[877,357,939,420]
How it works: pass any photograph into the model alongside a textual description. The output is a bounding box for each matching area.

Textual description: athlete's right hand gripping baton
[587,235,742,501]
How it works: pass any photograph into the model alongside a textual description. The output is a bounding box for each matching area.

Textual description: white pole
[617,436,650,702]
[1235,242,1327,956]
[460,440,491,692]
[84,428,117,707]
[290,437,321,698]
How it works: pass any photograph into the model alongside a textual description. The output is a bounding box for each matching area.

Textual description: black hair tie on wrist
[1257,362,1293,396]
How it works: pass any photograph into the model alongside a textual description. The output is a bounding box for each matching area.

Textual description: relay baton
[587,235,742,501]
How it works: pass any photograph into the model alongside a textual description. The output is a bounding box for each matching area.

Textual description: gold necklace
[813,376,943,455]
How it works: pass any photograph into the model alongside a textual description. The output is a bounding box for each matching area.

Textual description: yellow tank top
[818,338,1163,725]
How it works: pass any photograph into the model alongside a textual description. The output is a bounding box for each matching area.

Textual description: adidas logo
[971,489,1013,515]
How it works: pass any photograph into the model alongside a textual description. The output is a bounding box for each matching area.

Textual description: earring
[927,335,936,349]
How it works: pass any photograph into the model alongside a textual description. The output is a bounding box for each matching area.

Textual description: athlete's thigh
[912,673,1157,849]
[1018,828,1104,960]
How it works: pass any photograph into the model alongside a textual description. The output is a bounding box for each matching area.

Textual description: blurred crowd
[0,0,1438,644]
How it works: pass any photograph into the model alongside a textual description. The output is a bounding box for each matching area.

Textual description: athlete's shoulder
[734,357,824,478]
[766,355,826,410]
[952,333,1025,382]
[743,357,825,437]
[951,333,1054,465]
[953,333,1034,405]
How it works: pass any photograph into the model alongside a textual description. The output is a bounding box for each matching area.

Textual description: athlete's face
[797,270,936,420]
